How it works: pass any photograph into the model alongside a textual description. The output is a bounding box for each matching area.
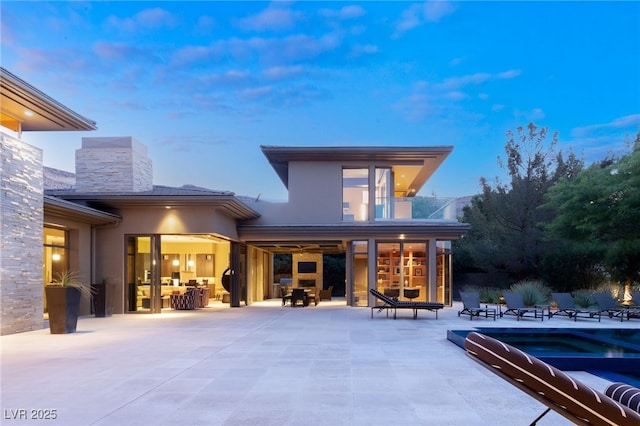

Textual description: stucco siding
[245,161,343,225]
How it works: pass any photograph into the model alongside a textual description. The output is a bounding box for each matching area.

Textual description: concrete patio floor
[1,300,636,426]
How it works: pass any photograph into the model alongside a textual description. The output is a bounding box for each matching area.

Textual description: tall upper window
[43,227,67,284]
[375,167,392,220]
[342,168,369,222]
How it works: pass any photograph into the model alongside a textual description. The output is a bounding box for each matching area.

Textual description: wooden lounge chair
[458,291,496,320]
[550,292,600,321]
[593,292,626,322]
[369,288,443,320]
[464,331,640,425]
[501,291,543,321]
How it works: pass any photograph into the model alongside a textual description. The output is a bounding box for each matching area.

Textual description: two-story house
[1,67,469,334]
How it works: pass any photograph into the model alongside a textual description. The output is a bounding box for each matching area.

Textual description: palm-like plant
[50,270,94,298]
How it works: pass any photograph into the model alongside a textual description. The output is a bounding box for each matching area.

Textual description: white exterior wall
[76,137,152,193]
[0,133,44,335]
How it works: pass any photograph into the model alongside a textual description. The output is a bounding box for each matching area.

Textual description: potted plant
[91,278,114,317]
[45,271,93,334]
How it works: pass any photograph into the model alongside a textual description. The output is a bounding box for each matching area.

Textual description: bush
[572,289,596,308]
[460,285,502,303]
[595,282,624,300]
[510,279,551,306]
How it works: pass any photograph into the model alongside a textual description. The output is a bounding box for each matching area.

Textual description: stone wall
[0,133,44,335]
[75,136,153,193]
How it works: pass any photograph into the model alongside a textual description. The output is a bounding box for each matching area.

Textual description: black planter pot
[45,286,81,334]
[91,283,114,317]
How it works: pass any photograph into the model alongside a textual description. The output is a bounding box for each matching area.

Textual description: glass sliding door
[437,241,452,305]
[376,242,401,297]
[126,235,161,313]
[377,241,428,302]
[351,241,368,306]
[403,242,427,302]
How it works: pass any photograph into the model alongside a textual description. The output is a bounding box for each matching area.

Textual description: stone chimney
[75,136,153,192]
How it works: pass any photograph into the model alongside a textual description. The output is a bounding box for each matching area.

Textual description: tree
[546,133,640,295]
[455,123,583,282]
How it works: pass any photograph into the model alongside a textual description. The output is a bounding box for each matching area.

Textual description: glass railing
[379,197,460,220]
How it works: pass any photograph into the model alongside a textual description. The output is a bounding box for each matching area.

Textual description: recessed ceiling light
[24,110,33,117]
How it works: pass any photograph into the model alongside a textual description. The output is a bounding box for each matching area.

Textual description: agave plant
[510,279,551,306]
[49,270,94,298]
[572,289,596,308]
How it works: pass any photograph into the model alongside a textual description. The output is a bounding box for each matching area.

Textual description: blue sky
[2,1,639,200]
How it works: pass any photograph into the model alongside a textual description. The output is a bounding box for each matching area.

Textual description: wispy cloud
[93,42,151,61]
[236,5,302,32]
[514,107,545,121]
[105,8,178,33]
[572,114,640,137]
[171,32,343,68]
[438,69,521,90]
[319,5,366,20]
[394,69,522,122]
[263,65,306,80]
[568,114,640,162]
[393,1,456,38]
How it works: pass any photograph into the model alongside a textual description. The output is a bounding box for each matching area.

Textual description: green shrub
[510,279,551,306]
[572,289,596,308]
[461,285,502,303]
[595,282,624,300]
[479,287,503,304]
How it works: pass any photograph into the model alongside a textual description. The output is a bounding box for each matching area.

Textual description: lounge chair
[457,291,496,320]
[628,292,640,320]
[550,292,600,321]
[464,331,640,425]
[501,291,543,321]
[593,292,626,322]
[369,288,443,319]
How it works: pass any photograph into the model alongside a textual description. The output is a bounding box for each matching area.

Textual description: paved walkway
[1,300,636,426]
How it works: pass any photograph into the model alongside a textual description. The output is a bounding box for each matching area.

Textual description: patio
[1,301,636,426]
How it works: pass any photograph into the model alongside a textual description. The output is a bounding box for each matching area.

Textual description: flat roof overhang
[1,67,97,132]
[239,221,470,253]
[44,195,121,225]
[49,194,261,221]
[261,145,453,197]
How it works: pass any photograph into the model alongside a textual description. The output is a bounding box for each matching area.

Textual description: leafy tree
[546,134,640,294]
[455,123,582,282]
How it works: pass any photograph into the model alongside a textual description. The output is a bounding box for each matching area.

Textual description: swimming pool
[448,328,640,387]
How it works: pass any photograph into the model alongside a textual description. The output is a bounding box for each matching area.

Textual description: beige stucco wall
[244,161,343,225]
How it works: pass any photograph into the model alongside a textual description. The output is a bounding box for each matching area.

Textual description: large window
[342,168,369,222]
[375,167,392,220]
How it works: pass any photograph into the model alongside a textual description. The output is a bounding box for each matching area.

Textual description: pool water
[448,328,640,387]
